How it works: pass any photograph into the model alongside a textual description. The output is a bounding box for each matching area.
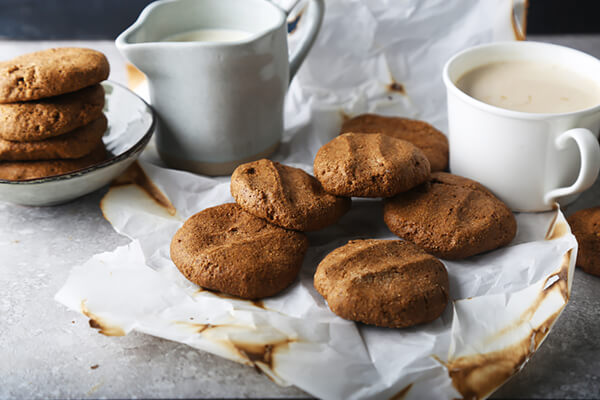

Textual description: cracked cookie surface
[384,172,517,260]
[0,114,107,161]
[314,239,449,328]
[0,143,107,181]
[0,48,109,103]
[170,203,309,299]
[231,159,351,231]
[314,132,430,198]
[340,114,449,172]
[0,84,105,141]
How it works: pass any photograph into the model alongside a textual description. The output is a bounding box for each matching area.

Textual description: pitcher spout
[115,0,171,76]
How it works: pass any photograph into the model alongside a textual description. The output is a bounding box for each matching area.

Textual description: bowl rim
[0,80,156,186]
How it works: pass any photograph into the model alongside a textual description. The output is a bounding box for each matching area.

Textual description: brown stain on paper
[511,0,529,41]
[387,79,406,95]
[443,211,573,399]
[174,320,213,334]
[81,300,125,337]
[287,5,306,35]
[545,220,569,241]
[230,339,294,374]
[109,161,176,216]
[126,63,146,90]
[388,383,413,400]
[172,317,294,379]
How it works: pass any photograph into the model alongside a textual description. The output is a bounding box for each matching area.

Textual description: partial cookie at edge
[567,207,600,276]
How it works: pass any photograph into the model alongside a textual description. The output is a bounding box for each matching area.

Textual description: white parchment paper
[56,1,575,399]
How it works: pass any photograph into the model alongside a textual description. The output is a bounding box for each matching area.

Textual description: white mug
[443,41,600,212]
[117,0,324,176]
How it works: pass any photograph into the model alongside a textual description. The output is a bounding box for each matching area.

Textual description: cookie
[340,114,449,172]
[0,84,105,141]
[0,48,109,103]
[567,207,600,276]
[0,114,107,161]
[0,143,107,181]
[313,132,430,198]
[231,159,351,231]
[384,172,517,260]
[314,239,449,328]
[170,203,309,299]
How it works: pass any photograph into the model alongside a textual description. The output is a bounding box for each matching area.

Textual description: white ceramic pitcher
[116,0,324,175]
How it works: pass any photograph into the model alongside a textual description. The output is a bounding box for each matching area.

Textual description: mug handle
[288,0,325,83]
[543,128,600,205]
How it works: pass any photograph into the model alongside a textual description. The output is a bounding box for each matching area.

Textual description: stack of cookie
[0,48,110,180]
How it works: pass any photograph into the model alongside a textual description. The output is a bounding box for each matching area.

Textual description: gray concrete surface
[1,36,600,399]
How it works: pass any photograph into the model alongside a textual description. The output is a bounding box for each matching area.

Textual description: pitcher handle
[288,0,325,83]
[543,128,600,205]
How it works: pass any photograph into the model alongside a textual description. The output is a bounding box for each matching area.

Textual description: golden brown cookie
[230,159,351,231]
[384,172,517,260]
[0,114,107,161]
[0,48,109,103]
[314,239,449,328]
[170,203,309,299]
[340,114,449,172]
[567,207,600,276]
[0,143,107,181]
[0,84,105,141]
[313,133,430,198]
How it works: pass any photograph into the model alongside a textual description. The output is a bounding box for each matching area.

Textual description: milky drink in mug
[444,42,600,212]
[116,0,325,176]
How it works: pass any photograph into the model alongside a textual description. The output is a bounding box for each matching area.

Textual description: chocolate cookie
[170,203,309,299]
[314,239,449,328]
[567,207,600,276]
[0,143,107,181]
[0,48,109,103]
[0,114,107,161]
[340,114,449,172]
[384,172,517,260]
[313,133,430,198]
[0,84,105,141]
[231,159,351,231]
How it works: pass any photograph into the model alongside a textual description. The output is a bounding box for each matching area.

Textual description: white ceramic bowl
[0,81,155,206]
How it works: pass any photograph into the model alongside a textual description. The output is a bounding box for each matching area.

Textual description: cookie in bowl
[0,47,109,103]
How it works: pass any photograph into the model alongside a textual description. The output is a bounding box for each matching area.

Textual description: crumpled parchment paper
[56,1,575,399]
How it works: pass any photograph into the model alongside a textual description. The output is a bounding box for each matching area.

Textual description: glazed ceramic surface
[116,0,324,176]
[0,81,155,206]
[444,41,600,212]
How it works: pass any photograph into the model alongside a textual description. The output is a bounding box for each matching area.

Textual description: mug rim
[116,0,286,49]
[443,41,600,120]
